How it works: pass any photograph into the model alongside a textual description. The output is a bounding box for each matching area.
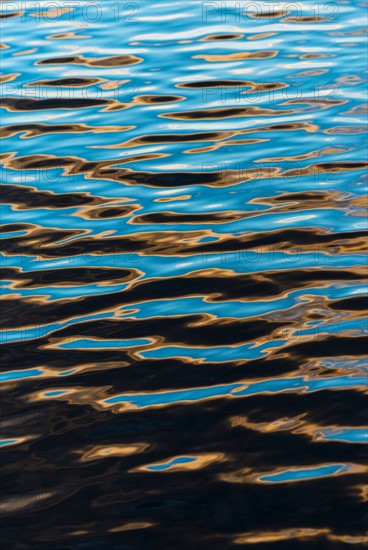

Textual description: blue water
[0,1,367,548]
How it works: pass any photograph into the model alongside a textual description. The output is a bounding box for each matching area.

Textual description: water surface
[0,1,367,548]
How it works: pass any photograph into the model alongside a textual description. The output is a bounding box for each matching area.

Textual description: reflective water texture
[0,1,367,548]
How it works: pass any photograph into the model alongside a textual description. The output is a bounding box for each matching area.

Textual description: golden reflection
[234,528,368,546]
[46,32,91,40]
[234,528,329,544]
[30,7,73,17]
[354,485,368,502]
[109,523,154,533]
[192,51,277,61]
[12,48,38,56]
[28,387,110,408]
[328,534,368,544]
[0,491,56,514]
[0,435,37,447]
[0,73,20,83]
[77,443,149,462]
[248,33,277,40]
[229,414,305,432]
[100,80,130,90]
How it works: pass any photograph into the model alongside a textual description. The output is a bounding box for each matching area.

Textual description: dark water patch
[160,105,296,120]
[1,123,132,139]
[0,11,22,19]
[0,97,125,111]
[1,183,108,209]
[29,77,105,87]
[36,54,142,67]
[1,266,140,288]
[329,297,368,311]
[81,205,140,219]
[134,95,185,104]
[131,211,243,224]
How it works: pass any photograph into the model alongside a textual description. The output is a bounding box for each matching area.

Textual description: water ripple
[0,0,367,547]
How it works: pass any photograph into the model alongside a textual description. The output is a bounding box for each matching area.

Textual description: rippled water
[1,1,367,547]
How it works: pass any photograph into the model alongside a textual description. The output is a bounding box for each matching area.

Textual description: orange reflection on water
[77,443,150,462]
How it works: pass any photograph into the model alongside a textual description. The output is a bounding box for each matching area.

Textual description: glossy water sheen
[0,1,367,548]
